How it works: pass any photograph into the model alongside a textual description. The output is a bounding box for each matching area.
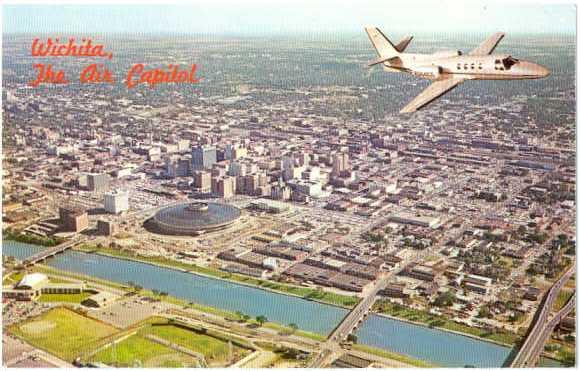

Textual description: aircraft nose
[537,64,550,78]
[529,62,550,78]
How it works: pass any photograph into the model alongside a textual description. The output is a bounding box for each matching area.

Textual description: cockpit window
[502,57,519,70]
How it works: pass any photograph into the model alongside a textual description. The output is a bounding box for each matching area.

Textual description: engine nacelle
[412,66,442,80]
[432,50,463,58]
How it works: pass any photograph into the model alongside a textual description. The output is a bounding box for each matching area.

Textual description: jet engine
[412,66,442,80]
[432,50,463,58]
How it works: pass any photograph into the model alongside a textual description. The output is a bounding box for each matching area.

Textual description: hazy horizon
[3,2,576,35]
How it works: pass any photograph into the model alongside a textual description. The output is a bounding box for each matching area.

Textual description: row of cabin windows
[456,62,507,71]
[457,63,483,70]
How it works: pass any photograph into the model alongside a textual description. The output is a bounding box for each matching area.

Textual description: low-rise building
[81,291,120,308]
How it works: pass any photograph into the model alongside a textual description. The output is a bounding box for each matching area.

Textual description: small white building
[263,257,279,270]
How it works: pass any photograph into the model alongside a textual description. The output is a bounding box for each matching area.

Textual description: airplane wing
[469,32,506,56]
[400,76,466,113]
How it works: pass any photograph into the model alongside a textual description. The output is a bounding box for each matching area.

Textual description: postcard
[1,1,576,369]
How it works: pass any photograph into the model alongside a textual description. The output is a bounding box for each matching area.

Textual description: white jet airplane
[365,27,550,113]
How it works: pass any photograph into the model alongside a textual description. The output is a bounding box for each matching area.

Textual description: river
[4,240,562,367]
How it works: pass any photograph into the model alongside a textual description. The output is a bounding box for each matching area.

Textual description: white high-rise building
[104,190,129,214]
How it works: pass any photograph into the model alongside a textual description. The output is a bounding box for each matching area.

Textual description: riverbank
[372,300,520,347]
[4,240,519,368]
[33,263,326,341]
[73,244,360,309]
[32,263,429,367]
[351,343,435,368]
[3,230,64,247]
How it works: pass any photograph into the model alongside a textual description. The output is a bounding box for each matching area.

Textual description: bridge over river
[21,236,87,266]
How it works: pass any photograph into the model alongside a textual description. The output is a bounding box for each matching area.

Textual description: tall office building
[59,206,89,232]
[166,157,191,178]
[87,173,110,192]
[192,145,217,170]
[211,176,235,199]
[228,162,247,177]
[281,155,303,181]
[103,190,129,214]
[192,171,212,193]
[332,152,350,177]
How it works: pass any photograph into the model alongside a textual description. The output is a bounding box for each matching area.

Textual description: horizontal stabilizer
[395,36,413,52]
[368,56,400,67]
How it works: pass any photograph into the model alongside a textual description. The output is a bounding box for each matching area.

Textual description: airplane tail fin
[365,27,400,59]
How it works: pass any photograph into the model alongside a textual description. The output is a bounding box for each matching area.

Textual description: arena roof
[16,273,48,290]
[148,202,241,235]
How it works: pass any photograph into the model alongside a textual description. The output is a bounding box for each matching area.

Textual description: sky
[2,1,576,35]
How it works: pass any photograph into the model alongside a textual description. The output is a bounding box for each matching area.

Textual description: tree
[346,334,358,343]
[477,306,492,319]
[256,315,267,326]
[433,290,456,307]
[236,311,247,322]
[288,323,298,334]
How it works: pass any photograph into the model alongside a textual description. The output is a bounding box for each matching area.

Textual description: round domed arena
[145,202,241,236]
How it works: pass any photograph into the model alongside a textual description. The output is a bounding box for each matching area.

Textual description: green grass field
[142,324,250,365]
[31,263,330,345]
[90,320,251,367]
[9,307,118,361]
[37,292,93,303]
[90,334,199,367]
[2,271,24,285]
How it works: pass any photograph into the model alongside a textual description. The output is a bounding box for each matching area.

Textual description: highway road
[525,292,576,366]
[510,262,575,367]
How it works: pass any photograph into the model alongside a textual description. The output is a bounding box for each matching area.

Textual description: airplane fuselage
[385,52,550,81]
[364,27,550,113]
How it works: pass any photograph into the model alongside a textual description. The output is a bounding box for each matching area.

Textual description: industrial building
[388,212,441,229]
[246,199,290,214]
